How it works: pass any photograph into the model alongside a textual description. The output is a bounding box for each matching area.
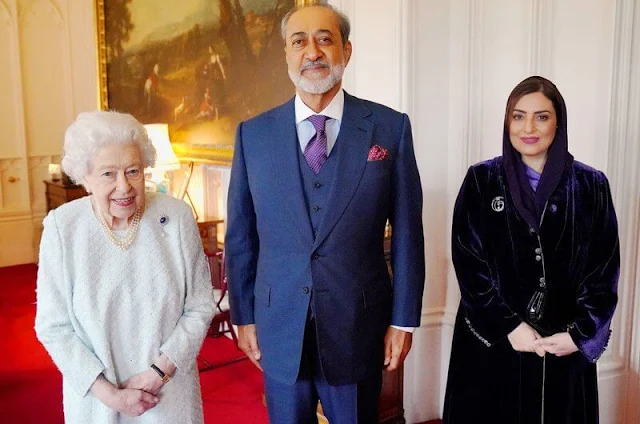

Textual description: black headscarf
[502,76,574,232]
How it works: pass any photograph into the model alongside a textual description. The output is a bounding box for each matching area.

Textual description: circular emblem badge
[491,196,505,212]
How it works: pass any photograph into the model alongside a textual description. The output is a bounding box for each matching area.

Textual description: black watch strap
[150,364,171,383]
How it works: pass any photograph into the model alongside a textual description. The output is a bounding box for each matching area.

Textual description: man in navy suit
[225,4,425,423]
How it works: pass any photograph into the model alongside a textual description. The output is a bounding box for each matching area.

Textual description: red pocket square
[367,144,389,161]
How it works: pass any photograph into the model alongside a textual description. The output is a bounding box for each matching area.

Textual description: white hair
[61,111,156,185]
[288,62,345,94]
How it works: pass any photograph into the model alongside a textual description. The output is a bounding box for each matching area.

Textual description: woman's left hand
[121,369,165,395]
[534,332,579,356]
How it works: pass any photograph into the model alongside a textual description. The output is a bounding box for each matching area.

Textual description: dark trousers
[264,319,383,424]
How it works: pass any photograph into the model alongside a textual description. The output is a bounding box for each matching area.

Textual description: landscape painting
[96,0,299,164]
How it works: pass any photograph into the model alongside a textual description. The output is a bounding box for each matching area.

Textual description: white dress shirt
[293,89,415,334]
[295,89,344,155]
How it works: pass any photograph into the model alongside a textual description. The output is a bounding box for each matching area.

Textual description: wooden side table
[43,180,89,212]
[197,218,224,255]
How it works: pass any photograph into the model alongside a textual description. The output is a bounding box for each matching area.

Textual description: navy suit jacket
[225,92,425,385]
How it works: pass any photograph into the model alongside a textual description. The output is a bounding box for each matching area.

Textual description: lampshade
[144,124,180,171]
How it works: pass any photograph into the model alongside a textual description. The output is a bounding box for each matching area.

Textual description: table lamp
[144,123,180,194]
[48,164,61,181]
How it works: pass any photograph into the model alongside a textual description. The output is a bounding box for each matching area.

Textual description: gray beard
[288,64,345,94]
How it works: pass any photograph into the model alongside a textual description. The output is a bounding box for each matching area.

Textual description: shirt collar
[294,89,344,124]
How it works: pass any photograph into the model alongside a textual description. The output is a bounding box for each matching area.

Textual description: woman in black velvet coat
[443,76,620,424]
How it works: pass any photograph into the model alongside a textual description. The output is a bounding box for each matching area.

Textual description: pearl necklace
[92,199,142,250]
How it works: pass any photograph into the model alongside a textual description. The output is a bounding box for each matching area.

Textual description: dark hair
[281,4,351,46]
[504,76,565,132]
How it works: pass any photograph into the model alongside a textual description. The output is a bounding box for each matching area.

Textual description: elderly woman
[35,111,214,423]
[443,76,619,423]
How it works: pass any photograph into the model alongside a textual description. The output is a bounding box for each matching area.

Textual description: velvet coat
[443,157,619,424]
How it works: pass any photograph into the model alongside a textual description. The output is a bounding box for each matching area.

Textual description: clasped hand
[507,322,578,357]
[91,374,160,417]
[121,368,165,395]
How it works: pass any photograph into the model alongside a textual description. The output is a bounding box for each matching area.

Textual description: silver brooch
[491,196,505,212]
[158,215,169,237]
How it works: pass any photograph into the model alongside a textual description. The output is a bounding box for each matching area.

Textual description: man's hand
[238,324,262,370]
[535,332,579,356]
[121,369,164,396]
[384,327,412,371]
[507,322,545,357]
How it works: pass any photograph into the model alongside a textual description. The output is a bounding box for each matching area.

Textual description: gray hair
[61,110,156,185]
[281,4,351,45]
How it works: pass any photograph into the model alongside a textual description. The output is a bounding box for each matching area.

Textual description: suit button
[535,255,542,261]
[302,286,310,294]
[529,227,535,234]
[313,182,322,188]
[312,205,320,212]
[535,247,542,254]
[312,253,319,260]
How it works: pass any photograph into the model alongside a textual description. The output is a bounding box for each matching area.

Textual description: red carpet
[0,264,268,424]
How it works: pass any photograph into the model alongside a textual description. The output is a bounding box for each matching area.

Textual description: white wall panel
[551,0,615,170]
[608,1,640,423]
[409,2,451,420]
[0,1,21,159]
[334,0,402,110]
[412,0,450,314]
[404,324,442,423]
[0,158,27,211]
[478,0,532,160]
[19,0,72,156]
[0,217,34,264]
[66,0,97,115]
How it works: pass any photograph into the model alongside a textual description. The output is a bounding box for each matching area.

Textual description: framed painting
[96,0,319,165]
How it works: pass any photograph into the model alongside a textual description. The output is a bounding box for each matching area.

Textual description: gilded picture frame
[95,0,319,165]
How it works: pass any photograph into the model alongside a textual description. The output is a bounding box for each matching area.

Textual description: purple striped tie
[304,115,329,174]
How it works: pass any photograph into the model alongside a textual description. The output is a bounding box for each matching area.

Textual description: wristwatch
[150,364,171,383]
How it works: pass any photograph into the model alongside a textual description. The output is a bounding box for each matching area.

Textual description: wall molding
[396,0,414,116]
[19,0,73,158]
[466,0,484,165]
[446,0,485,202]
[9,0,27,163]
[624,2,640,422]
[527,0,554,76]
[0,158,21,170]
[420,307,446,328]
[327,0,356,91]
[0,210,32,220]
[27,155,53,169]
[18,0,63,28]
[418,307,463,329]
[0,0,26,162]
[607,1,639,422]
[0,1,11,25]
[598,358,626,376]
